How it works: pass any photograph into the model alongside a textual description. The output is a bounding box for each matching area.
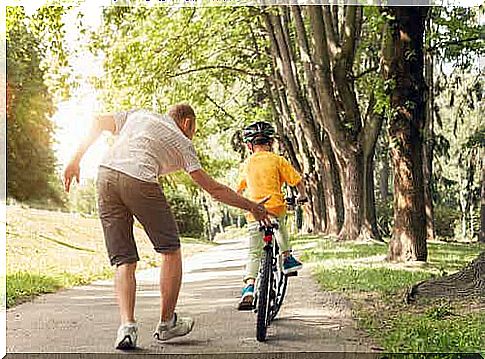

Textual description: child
[236,121,307,310]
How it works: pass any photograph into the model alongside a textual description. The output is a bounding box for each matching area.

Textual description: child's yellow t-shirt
[237,151,302,220]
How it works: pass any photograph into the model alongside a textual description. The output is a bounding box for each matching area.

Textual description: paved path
[7,237,373,354]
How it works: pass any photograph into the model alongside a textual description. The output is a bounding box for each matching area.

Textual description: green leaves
[92,6,272,186]
[7,6,67,205]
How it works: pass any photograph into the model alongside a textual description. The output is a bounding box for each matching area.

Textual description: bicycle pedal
[286,271,298,277]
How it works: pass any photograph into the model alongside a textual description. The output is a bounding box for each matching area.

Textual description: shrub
[434,205,461,238]
[165,192,205,238]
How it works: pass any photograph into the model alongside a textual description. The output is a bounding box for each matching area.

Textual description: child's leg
[274,215,291,256]
[244,221,264,284]
[275,215,303,274]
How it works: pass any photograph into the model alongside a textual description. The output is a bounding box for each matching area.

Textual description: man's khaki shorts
[96,167,180,266]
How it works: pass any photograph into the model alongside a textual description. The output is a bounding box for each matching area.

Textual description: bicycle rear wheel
[269,263,288,321]
[256,245,272,342]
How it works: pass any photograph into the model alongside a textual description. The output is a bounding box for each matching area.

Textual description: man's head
[242,121,275,153]
[168,103,196,140]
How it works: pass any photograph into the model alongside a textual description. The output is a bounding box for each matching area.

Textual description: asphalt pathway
[7,236,373,354]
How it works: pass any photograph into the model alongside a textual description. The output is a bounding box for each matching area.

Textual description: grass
[6,205,214,308]
[312,266,433,294]
[291,234,485,353]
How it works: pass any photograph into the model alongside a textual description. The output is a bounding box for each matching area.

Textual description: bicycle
[253,196,307,342]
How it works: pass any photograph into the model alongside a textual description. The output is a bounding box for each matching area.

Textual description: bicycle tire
[256,245,272,342]
[269,267,288,321]
[268,242,288,321]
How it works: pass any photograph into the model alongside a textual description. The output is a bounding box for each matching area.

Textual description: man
[63,104,269,350]
[236,121,306,310]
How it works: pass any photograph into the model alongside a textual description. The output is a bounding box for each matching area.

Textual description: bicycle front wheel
[256,246,272,342]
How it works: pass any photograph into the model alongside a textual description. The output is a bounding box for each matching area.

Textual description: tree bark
[423,15,435,242]
[362,96,384,241]
[307,5,366,241]
[380,150,390,202]
[480,163,485,243]
[321,139,342,236]
[406,252,485,303]
[337,153,364,241]
[383,7,429,262]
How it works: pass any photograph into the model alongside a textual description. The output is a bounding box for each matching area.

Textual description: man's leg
[97,168,139,349]
[122,176,193,341]
[115,262,137,324]
[160,249,182,321]
[154,248,194,341]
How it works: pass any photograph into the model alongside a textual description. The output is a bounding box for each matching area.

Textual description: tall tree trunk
[337,152,364,241]
[362,99,384,241]
[362,148,381,241]
[321,139,342,236]
[380,151,390,202]
[423,15,435,242]
[308,170,324,233]
[383,7,429,262]
[480,163,485,243]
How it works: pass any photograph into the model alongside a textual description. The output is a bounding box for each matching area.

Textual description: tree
[382,7,429,262]
[260,6,386,240]
[6,6,68,205]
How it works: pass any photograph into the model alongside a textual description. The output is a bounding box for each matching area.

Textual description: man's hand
[250,196,271,226]
[63,160,80,193]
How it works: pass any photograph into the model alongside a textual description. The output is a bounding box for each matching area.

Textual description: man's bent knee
[117,261,137,271]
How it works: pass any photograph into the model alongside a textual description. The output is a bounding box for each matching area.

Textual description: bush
[434,205,461,238]
[376,199,393,238]
[165,192,205,238]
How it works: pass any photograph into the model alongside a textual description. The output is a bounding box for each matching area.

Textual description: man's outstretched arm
[63,114,116,192]
[190,169,270,224]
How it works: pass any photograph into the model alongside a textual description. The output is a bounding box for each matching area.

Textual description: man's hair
[168,103,196,124]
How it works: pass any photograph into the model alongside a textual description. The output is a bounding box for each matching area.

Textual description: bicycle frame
[254,222,288,342]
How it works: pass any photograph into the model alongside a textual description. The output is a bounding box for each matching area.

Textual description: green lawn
[292,235,485,353]
[5,205,214,308]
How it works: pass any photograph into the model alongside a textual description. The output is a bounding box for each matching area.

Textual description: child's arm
[279,157,307,202]
[295,179,308,203]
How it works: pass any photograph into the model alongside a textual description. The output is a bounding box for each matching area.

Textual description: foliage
[429,6,485,70]
[68,179,98,215]
[375,199,394,238]
[164,190,205,238]
[434,205,461,239]
[90,7,271,181]
[6,6,67,206]
[434,71,483,240]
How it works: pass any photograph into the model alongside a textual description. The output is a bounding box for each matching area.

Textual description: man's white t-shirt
[99,109,201,183]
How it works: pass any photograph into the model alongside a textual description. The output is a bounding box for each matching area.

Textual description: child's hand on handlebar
[296,196,308,205]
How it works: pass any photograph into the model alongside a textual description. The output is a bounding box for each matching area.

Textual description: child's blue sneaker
[283,255,303,274]
[237,284,254,311]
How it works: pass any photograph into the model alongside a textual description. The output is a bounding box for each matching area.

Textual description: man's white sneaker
[115,323,138,350]
[153,313,194,342]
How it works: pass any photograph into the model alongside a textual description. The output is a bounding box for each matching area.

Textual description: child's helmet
[242,121,275,144]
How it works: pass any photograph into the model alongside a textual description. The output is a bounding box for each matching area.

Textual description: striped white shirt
[99,109,201,183]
